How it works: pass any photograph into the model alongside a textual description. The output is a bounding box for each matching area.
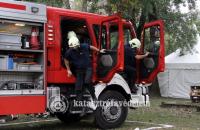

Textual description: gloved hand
[145,51,150,57]
[99,49,106,53]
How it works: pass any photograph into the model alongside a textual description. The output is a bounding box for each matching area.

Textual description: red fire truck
[0,0,165,129]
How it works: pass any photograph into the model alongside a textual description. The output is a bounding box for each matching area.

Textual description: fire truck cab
[0,0,165,129]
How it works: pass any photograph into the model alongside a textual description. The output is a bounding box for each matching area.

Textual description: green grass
[127,97,200,130]
[0,96,199,130]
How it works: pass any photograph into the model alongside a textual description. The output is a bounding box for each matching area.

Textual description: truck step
[70,108,93,114]
[69,94,77,98]
[83,94,91,98]
[86,110,93,113]
[69,94,91,98]
[70,110,83,114]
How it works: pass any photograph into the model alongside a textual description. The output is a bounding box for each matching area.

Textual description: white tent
[158,34,200,99]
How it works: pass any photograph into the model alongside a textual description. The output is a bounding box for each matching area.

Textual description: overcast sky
[180,0,200,13]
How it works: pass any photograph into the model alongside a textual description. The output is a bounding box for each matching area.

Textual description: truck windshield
[124,26,133,45]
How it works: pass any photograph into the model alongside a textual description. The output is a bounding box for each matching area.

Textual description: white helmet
[68,36,80,48]
[129,38,141,49]
[67,31,77,39]
[154,41,160,46]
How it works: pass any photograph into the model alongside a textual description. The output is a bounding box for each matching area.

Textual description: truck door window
[93,24,100,46]
[92,24,107,49]
[144,26,160,59]
[109,25,118,49]
[124,27,132,45]
[141,26,160,78]
[96,24,119,78]
[101,25,107,49]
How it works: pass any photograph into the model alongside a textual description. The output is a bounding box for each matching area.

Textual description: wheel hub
[110,106,118,115]
[102,100,122,122]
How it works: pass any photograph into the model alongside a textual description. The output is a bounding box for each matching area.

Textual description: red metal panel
[47,70,75,83]
[0,96,45,115]
[0,2,26,10]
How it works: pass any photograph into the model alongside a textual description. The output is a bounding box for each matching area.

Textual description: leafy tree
[88,0,99,13]
[155,0,198,55]
[22,0,199,55]
[63,0,71,9]
[97,0,199,55]
[23,0,70,9]
[72,0,89,12]
[81,0,88,12]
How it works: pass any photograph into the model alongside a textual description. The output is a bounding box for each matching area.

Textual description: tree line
[23,0,200,55]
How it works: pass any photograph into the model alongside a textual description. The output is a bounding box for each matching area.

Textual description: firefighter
[124,38,149,93]
[64,31,104,100]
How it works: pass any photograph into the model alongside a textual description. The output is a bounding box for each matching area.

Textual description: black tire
[56,112,82,123]
[95,90,128,129]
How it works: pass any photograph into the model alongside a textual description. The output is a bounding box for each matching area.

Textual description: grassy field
[0,96,199,130]
[128,96,200,130]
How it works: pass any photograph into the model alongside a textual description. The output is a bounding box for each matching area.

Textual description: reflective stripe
[0,2,26,10]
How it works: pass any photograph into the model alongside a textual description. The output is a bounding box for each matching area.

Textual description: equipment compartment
[0,19,45,95]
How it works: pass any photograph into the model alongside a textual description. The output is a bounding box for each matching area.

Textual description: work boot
[90,92,97,101]
[76,93,83,101]
[74,90,81,98]
[82,88,91,98]
[85,86,97,101]
[85,92,97,110]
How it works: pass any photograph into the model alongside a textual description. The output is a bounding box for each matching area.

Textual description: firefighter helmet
[154,41,160,46]
[68,36,80,48]
[129,38,141,49]
[67,31,77,39]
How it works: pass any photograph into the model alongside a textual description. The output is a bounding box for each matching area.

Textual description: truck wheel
[95,90,128,129]
[56,113,81,123]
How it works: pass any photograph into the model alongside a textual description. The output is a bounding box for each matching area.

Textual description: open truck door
[96,15,124,82]
[139,20,165,83]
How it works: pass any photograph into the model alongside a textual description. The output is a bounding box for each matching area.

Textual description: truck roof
[0,0,47,23]
[47,6,106,21]
[0,0,130,25]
